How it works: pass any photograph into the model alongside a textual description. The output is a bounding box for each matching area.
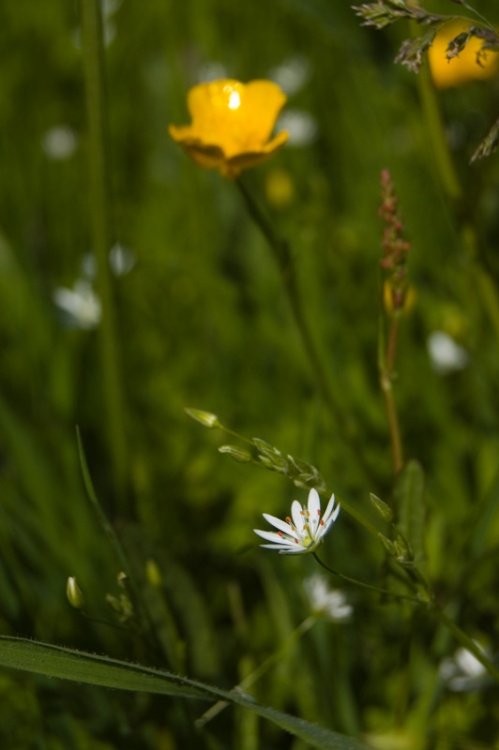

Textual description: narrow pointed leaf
[0,636,371,750]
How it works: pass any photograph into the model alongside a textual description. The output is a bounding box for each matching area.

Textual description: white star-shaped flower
[254,488,340,554]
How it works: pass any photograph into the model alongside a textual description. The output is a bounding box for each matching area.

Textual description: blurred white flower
[277,110,318,147]
[53,279,101,329]
[41,126,78,160]
[439,645,489,691]
[101,0,122,18]
[109,243,135,276]
[103,20,116,45]
[427,331,469,374]
[72,18,116,50]
[304,574,352,622]
[270,56,311,96]
[80,246,134,280]
[254,488,340,555]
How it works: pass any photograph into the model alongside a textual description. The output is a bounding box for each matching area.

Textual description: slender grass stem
[382,379,404,476]
[380,314,404,476]
[80,0,128,502]
[76,429,163,651]
[196,615,316,727]
[76,428,131,579]
[386,314,399,375]
[417,62,462,204]
[235,177,373,481]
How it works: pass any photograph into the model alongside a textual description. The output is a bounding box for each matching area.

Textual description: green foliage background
[0,0,498,747]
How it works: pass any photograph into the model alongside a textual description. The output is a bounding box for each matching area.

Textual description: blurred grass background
[0,0,498,747]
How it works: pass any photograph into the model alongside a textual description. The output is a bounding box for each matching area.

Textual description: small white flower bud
[184,408,220,428]
[145,559,162,588]
[66,576,85,609]
[218,445,252,463]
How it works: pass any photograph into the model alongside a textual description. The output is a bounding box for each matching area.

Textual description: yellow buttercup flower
[169,79,288,178]
[429,20,499,88]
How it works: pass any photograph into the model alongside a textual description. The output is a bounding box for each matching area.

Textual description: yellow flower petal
[225,131,289,177]
[234,80,288,144]
[169,78,288,176]
[429,21,499,88]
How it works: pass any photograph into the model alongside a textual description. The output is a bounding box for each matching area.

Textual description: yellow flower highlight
[265,167,295,208]
[169,79,288,178]
[429,21,499,88]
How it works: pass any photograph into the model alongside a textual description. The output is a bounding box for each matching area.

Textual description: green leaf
[395,460,425,564]
[0,636,206,699]
[0,636,371,750]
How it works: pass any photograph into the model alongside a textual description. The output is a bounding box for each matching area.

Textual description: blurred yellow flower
[169,79,288,178]
[429,20,499,88]
[265,167,295,208]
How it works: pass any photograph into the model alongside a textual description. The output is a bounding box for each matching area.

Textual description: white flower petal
[254,529,290,544]
[321,494,338,526]
[260,543,297,550]
[321,511,339,538]
[279,546,308,555]
[291,500,305,532]
[307,488,321,536]
[262,512,298,539]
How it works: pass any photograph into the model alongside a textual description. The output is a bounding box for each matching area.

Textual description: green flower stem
[196,615,316,728]
[417,61,462,204]
[235,177,373,481]
[315,552,499,681]
[383,380,403,475]
[312,553,421,604]
[80,0,128,501]
[195,409,381,538]
[379,314,404,476]
[386,312,399,375]
[431,604,499,682]
[77,428,132,581]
